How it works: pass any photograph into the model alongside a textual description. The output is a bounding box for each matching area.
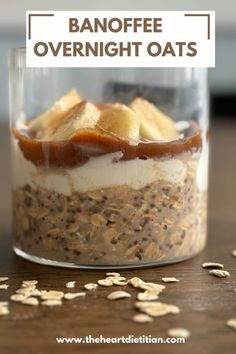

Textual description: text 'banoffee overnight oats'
[12,89,207,268]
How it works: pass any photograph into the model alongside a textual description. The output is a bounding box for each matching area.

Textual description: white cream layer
[12,137,189,196]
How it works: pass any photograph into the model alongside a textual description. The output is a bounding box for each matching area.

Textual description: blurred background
[0,0,236,120]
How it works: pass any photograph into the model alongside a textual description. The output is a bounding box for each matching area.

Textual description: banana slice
[130,98,178,141]
[41,101,100,142]
[97,103,139,141]
[28,89,81,138]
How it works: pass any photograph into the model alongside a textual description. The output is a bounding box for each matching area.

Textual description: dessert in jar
[12,89,207,268]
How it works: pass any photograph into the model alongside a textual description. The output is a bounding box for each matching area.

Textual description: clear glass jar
[9,48,208,269]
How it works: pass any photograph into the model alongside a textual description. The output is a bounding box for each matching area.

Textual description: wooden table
[0,121,236,354]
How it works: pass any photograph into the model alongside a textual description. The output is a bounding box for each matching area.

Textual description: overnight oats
[11,89,207,268]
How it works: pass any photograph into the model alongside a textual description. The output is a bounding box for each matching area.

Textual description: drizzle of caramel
[13,124,202,168]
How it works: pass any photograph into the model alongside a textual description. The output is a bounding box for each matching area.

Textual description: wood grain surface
[0,121,236,354]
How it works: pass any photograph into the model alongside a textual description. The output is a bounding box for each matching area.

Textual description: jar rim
[10,47,26,53]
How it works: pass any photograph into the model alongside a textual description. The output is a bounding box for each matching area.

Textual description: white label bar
[26,11,215,68]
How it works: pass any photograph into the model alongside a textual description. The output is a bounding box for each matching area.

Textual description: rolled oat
[41,290,64,300]
[41,299,62,306]
[209,270,230,278]
[0,306,9,316]
[162,277,179,283]
[129,277,145,288]
[226,318,236,331]
[10,294,26,302]
[22,280,38,286]
[0,284,9,289]
[22,280,38,287]
[107,291,131,300]
[167,328,190,338]
[22,297,39,306]
[16,286,36,297]
[133,314,153,323]
[137,289,159,301]
[64,292,86,300]
[90,214,107,227]
[0,277,9,282]
[30,289,47,297]
[139,282,165,294]
[202,262,224,269]
[65,281,76,289]
[84,283,98,291]
[98,279,113,287]
[0,301,8,306]
[136,301,180,317]
[112,279,128,286]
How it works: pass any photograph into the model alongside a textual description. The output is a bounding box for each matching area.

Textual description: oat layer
[13,156,206,266]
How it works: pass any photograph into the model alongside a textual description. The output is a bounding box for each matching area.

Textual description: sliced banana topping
[28,89,81,138]
[26,90,179,144]
[130,97,178,142]
[40,101,100,141]
[97,103,140,141]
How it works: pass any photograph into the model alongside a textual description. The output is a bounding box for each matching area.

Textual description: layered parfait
[12,89,207,267]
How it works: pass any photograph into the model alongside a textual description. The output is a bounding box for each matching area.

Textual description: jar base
[13,246,204,270]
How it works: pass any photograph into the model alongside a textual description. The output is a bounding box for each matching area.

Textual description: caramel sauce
[13,123,202,168]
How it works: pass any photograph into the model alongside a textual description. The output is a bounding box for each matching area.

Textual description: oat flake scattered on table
[64,292,86,300]
[112,279,128,286]
[0,277,9,282]
[41,299,62,306]
[98,279,113,287]
[162,277,180,283]
[0,301,9,316]
[0,284,9,289]
[22,297,39,306]
[232,250,236,257]
[10,294,26,302]
[84,283,98,291]
[65,281,76,289]
[209,269,230,278]
[106,272,120,277]
[30,289,47,297]
[202,262,224,269]
[136,301,180,317]
[133,313,153,323]
[0,306,9,316]
[129,277,144,288]
[106,276,126,282]
[16,286,36,297]
[137,289,159,301]
[167,328,190,338]
[22,280,38,287]
[139,282,165,294]
[226,318,236,331]
[107,291,131,300]
[41,290,64,300]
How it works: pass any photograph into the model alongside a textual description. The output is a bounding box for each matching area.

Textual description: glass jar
[9,48,209,269]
